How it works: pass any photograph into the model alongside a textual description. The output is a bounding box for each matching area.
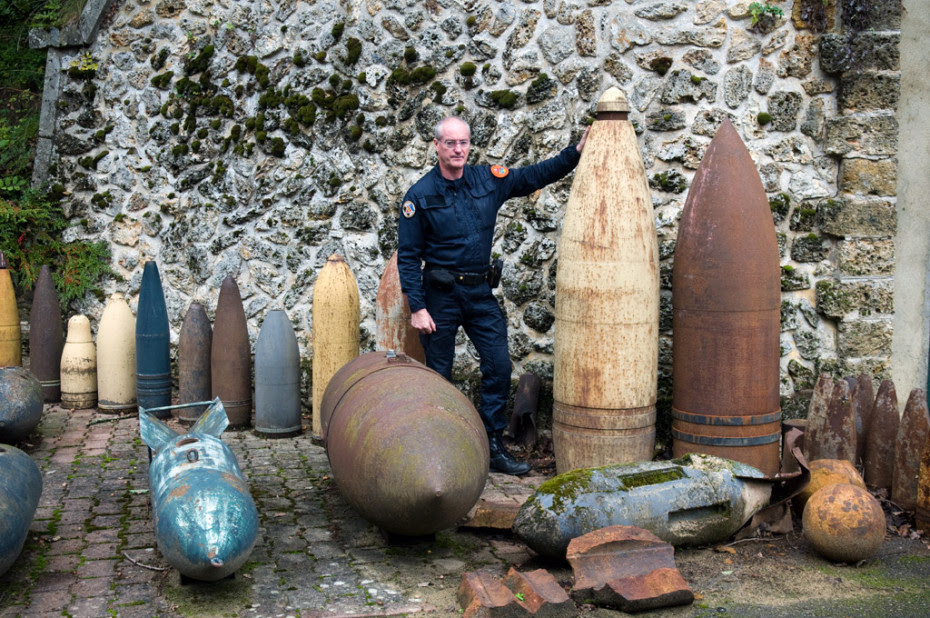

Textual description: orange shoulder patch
[490,165,509,178]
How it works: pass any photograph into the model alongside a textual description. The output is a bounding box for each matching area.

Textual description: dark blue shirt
[397,144,581,313]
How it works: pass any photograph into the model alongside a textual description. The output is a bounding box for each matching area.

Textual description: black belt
[451,271,487,285]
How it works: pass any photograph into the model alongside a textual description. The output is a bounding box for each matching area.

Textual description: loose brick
[503,567,575,618]
[457,570,528,618]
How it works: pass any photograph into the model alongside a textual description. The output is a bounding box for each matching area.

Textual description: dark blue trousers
[420,281,511,433]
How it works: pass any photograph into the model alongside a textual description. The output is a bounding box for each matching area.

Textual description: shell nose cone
[596,87,629,112]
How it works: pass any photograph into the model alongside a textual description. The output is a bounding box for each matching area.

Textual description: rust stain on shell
[375,252,424,363]
[892,388,930,511]
[862,379,898,490]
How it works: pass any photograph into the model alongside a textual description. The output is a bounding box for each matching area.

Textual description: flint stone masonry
[27,0,901,422]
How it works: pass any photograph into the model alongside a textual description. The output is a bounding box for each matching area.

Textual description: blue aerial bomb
[140,398,258,582]
[0,443,42,576]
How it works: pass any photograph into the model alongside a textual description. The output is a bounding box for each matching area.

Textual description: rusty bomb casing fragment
[512,454,773,558]
[140,398,258,581]
[0,443,42,577]
[375,251,425,364]
[671,119,781,475]
[320,351,488,536]
[553,87,659,473]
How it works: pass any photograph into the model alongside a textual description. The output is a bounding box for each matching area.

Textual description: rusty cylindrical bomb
[0,367,44,443]
[254,309,301,438]
[803,483,885,563]
[212,276,252,428]
[28,265,63,402]
[61,315,97,409]
[862,379,898,491]
[320,351,488,536]
[553,87,659,473]
[0,251,21,367]
[178,302,212,423]
[312,253,359,437]
[375,251,424,363]
[136,261,172,415]
[671,119,782,475]
[0,443,42,576]
[892,388,930,511]
[97,293,137,413]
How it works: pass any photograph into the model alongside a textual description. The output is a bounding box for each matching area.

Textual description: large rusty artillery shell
[671,119,781,475]
[60,315,97,409]
[0,443,42,577]
[178,302,212,423]
[553,87,659,473]
[892,389,930,511]
[803,374,834,462]
[375,251,424,363]
[0,251,21,367]
[254,309,301,438]
[320,351,489,536]
[211,276,252,428]
[850,374,874,464]
[97,293,137,412]
[136,261,171,415]
[29,265,63,402]
[862,379,898,490]
[312,254,359,437]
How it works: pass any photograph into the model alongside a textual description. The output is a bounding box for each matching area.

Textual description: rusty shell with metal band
[29,265,63,402]
[553,87,659,473]
[140,398,258,581]
[0,443,42,576]
[320,351,489,536]
[212,276,252,428]
[671,118,782,475]
[375,251,425,364]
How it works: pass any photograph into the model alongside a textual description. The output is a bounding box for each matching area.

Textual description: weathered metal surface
[321,351,488,536]
[60,315,97,409]
[781,419,806,475]
[508,373,541,450]
[553,87,659,473]
[671,119,781,475]
[212,276,252,428]
[0,251,20,367]
[136,261,171,415]
[567,525,694,612]
[28,265,63,402]
[513,454,773,557]
[862,379,899,491]
[97,293,137,412]
[851,374,874,464]
[0,366,43,443]
[802,483,885,563]
[916,435,930,534]
[803,374,834,463]
[255,309,301,438]
[457,571,521,617]
[312,253,359,437]
[0,443,42,576]
[819,379,856,463]
[375,251,424,364]
[178,302,212,423]
[140,398,258,581]
[892,388,930,511]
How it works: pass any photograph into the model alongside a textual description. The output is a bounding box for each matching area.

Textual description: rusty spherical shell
[212,276,252,428]
[375,251,424,363]
[802,483,884,563]
[0,443,42,576]
[892,388,930,511]
[323,352,489,536]
[29,265,63,402]
[553,87,658,472]
[0,367,43,444]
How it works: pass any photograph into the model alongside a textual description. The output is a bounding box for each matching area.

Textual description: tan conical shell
[61,315,97,409]
[311,254,360,437]
[97,293,137,412]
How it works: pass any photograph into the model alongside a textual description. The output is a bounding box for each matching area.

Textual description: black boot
[488,431,531,476]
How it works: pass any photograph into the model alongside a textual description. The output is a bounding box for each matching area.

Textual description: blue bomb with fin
[0,443,42,576]
[140,398,258,581]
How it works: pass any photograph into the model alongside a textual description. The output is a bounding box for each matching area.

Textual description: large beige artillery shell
[553,88,659,473]
[311,254,360,437]
[375,251,424,363]
[96,293,137,412]
[0,252,21,366]
[60,315,97,409]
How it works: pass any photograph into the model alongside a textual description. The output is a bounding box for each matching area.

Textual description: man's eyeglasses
[440,139,470,149]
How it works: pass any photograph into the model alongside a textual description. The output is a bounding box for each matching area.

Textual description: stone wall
[31,0,902,426]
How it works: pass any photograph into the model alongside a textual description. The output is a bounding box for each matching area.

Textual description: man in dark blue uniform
[397,116,588,475]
